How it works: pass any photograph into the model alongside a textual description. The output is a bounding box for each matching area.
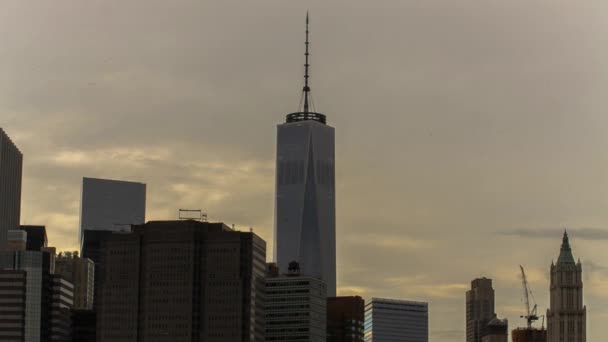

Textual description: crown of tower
[557,230,576,264]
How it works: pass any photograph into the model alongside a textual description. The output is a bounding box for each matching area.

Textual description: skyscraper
[97,220,266,342]
[547,231,586,342]
[363,298,428,342]
[466,278,496,342]
[79,177,146,242]
[55,251,95,310]
[274,14,337,296]
[0,128,23,251]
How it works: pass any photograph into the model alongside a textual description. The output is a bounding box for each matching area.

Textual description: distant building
[79,177,146,241]
[547,232,586,342]
[97,220,266,342]
[0,270,27,341]
[327,296,365,342]
[79,177,145,308]
[364,298,428,342]
[55,251,94,310]
[467,278,496,342]
[0,128,23,250]
[274,16,336,296]
[20,225,48,251]
[482,318,508,342]
[265,261,327,342]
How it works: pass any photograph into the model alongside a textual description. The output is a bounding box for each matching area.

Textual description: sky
[2,1,608,341]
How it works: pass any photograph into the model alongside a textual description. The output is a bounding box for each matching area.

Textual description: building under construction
[512,328,546,342]
[512,266,547,342]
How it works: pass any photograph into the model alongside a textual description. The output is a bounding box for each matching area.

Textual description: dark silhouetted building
[72,310,96,342]
[364,298,428,342]
[55,251,94,310]
[20,225,48,251]
[512,328,547,342]
[547,232,586,342]
[467,278,496,342]
[327,296,365,342]
[274,15,337,296]
[0,128,23,251]
[482,318,508,342]
[265,261,327,342]
[49,274,74,341]
[97,220,266,342]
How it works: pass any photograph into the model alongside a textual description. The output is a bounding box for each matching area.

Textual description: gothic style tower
[547,231,586,342]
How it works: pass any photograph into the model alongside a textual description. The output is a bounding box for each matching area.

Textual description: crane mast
[520,265,539,328]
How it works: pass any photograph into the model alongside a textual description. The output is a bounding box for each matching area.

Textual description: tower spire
[303,12,311,114]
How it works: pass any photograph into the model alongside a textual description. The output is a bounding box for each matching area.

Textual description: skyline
[2,1,608,341]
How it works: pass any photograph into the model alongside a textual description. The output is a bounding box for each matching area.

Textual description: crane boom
[519,265,539,328]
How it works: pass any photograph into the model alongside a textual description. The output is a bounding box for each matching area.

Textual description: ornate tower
[547,231,586,342]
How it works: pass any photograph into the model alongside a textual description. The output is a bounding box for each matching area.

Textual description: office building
[327,296,365,342]
[20,225,48,251]
[79,177,146,241]
[512,328,546,342]
[274,14,336,296]
[0,269,27,341]
[364,298,428,342]
[265,262,327,342]
[97,220,266,342]
[467,278,496,342]
[0,250,43,342]
[0,128,23,251]
[482,318,508,342]
[49,274,74,341]
[547,232,586,342]
[55,251,94,310]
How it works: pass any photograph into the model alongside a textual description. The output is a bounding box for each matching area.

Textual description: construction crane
[520,265,539,328]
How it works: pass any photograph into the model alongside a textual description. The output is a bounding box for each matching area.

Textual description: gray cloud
[501,228,608,241]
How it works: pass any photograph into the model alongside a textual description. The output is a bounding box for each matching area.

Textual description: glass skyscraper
[274,14,337,297]
[364,298,428,342]
[0,128,23,251]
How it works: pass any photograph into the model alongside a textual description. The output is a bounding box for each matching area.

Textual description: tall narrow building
[274,14,336,296]
[0,128,23,251]
[466,278,496,342]
[547,231,586,342]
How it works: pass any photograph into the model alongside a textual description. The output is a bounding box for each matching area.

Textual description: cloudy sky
[2,1,608,340]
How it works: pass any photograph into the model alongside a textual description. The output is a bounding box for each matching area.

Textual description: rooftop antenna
[303,12,311,114]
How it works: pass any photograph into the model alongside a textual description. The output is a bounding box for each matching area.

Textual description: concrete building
[364,298,428,342]
[467,278,496,342]
[547,232,586,342]
[265,261,327,342]
[97,220,266,342]
[0,269,27,341]
[20,225,48,251]
[482,318,508,342]
[274,16,336,296]
[55,251,94,310]
[327,296,365,342]
[49,274,74,341]
[512,328,547,342]
[0,128,23,251]
[7,230,27,251]
[72,310,96,342]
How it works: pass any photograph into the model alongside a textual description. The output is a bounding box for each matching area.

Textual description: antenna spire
[303,12,311,113]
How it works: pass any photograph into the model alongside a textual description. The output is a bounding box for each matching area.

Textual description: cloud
[499,228,608,241]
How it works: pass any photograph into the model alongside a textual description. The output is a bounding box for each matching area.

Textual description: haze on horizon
[2,1,608,341]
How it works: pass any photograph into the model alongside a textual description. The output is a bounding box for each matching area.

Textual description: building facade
[20,225,48,251]
[467,278,496,342]
[0,270,27,341]
[327,296,365,342]
[364,298,428,342]
[265,262,327,342]
[274,17,336,296]
[48,274,74,341]
[97,220,266,342]
[0,128,23,251]
[55,252,94,310]
[547,232,586,342]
